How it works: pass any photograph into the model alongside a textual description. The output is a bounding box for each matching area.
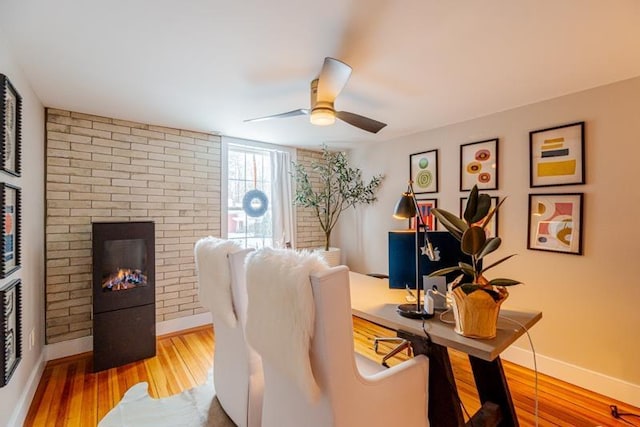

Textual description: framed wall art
[0,183,21,278]
[1,279,21,387]
[410,149,438,194]
[0,74,22,177]
[460,196,499,238]
[528,193,583,255]
[530,122,584,187]
[460,138,498,191]
[409,198,437,231]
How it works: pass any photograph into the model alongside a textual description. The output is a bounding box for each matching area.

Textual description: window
[222,137,295,249]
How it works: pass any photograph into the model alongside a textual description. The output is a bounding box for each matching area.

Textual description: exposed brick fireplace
[92,221,155,371]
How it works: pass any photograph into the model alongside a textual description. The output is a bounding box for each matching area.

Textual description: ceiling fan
[244,57,387,134]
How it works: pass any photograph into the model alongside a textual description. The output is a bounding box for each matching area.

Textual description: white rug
[99,372,235,427]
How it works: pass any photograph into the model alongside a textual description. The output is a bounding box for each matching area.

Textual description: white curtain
[270,150,295,248]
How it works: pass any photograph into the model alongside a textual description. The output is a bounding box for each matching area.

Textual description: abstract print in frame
[460,138,498,191]
[530,122,584,187]
[0,278,21,387]
[0,74,22,177]
[410,149,438,194]
[528,193,583,255]
[409,198,437,231]
[0,183,21,278]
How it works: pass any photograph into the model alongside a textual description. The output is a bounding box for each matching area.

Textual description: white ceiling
[1,0,640,148]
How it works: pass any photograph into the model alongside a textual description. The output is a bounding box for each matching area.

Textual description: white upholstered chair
[195,237,263,427]
[245,248,430,427]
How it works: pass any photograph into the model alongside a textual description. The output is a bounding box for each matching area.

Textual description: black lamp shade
[393,192,417,219]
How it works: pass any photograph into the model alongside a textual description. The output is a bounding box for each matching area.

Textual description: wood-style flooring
[25,319,639,426]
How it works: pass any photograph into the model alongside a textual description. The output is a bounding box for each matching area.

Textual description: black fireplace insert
[92,221,156,371]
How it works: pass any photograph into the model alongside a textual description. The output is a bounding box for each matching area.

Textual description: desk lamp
[393,180,435,319]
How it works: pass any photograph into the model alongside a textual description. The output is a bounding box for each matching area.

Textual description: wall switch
[29,328,35,350]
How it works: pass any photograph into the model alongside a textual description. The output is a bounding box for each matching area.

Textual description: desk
[349,272,542,427]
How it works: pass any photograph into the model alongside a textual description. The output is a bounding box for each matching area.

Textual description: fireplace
[100,238,147,291]
[92,221,155,372]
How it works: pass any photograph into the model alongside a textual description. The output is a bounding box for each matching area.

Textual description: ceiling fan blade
[244,109,309,122]
[316,58,352,104]
[336,111,387,134]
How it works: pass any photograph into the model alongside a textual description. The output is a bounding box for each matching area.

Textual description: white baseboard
[44,312,213,362]
[45,335,93,361]
[8,352,46,427]
[502,345,640,408]
[156,312,212,335]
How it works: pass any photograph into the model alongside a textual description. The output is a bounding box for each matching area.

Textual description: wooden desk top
[349,271,542,361]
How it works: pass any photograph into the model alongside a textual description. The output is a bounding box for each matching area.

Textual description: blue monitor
[388,230,473,291]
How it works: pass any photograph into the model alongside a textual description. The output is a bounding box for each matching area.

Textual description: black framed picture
[1,279,21,387]
[410,149,438,194]
[460,196,499,238]
[0,74,22,177]
[460,138,498,191]
[527,193,584,255]
[530,122,584,187]
[0,183,21,278]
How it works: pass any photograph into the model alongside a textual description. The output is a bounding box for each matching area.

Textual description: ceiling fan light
[310,108,336,126]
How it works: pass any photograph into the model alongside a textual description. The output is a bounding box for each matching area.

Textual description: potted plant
[292,145,383,265]
[429,185,521,339]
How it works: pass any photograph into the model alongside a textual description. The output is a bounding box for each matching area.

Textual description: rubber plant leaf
[488,278,523,287]
[460,283,483,295]
[469,194,492,224]
[458,262,476,277]
[477,237,502,260]
[481,254,517,274]
[427,265,462,277]
[463,186,479,223]
[461,226,486,256]
[431,208,468,240]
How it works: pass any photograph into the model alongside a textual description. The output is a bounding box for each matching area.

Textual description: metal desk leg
[399,331,465,427]
[469,355,519,427]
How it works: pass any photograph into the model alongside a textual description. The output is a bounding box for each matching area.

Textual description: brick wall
[294,149,326,250]
[45,109,221,344]
[44,108,324,345]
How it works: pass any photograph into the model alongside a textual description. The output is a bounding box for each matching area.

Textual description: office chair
[366,273,413,367]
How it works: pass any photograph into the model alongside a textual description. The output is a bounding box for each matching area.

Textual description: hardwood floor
[25,327,214,426]
[25,319,638,426]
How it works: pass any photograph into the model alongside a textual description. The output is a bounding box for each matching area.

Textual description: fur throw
[195,237,243,328]
[245,248,328,402]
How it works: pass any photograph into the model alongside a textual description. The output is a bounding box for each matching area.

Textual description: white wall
[0,26,46,427]
[338,76,640,406]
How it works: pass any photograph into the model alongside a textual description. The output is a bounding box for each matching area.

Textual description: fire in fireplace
[102,268,147,291]
[98,237,148,293]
